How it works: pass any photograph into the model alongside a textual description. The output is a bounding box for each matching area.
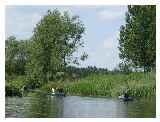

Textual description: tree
[80,52,88,61]
[26,9,86,84]
[119,61,132,73]
[119,5,156,72]
[5,36,29,77]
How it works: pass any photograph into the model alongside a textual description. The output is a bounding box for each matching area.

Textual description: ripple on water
[5,96,156,118]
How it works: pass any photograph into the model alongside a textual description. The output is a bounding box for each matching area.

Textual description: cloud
[6,7,43,39]
[97,9,125,21]
[100,36,120,69]
[5,6,76,39]
[103,37,115,49]
[102,32,119,49]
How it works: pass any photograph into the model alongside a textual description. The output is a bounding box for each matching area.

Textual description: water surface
[5,95,155,118]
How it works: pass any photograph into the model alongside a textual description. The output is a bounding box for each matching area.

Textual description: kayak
[50,92,65,97]
[118,95,133,101]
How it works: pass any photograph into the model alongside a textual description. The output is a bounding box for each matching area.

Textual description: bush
[5,76,29,96]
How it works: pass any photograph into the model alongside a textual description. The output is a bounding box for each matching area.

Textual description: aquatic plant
[64,72,155,97]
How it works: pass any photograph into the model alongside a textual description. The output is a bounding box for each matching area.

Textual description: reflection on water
[63,96,127,117]
[5,95,155,118]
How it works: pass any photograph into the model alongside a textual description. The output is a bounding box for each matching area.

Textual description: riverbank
[42,72,155,98]
[5,76,27,97]
[5,72,155,98]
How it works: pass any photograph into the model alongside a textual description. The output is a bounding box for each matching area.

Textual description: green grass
[63,72,155,97]
[6,72,156,98]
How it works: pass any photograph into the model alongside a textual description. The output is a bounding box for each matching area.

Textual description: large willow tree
[26,9,85,84]
[119,5,156,72]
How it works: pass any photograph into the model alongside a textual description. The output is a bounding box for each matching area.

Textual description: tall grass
[64,72,155,97]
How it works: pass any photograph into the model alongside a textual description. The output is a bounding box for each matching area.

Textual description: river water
[5,95,155,118]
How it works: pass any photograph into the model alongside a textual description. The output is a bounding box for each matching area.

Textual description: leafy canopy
[119,5,156,72]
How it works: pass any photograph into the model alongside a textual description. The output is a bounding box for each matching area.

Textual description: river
[5,94,155,118]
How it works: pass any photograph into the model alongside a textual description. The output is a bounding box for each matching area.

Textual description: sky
[5,5,127,70]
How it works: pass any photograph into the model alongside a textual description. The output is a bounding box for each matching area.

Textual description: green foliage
[5,36,29,76]
[5,76,28,96]
[80,52,88,61]
[26,9,86,84]
[5,8,155,98]
[119,61,132,73]
[5,10,87,94]
[119,5,156,72]
[64,72,155,97]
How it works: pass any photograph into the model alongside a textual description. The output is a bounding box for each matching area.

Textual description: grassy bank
[6,72,155,98]
[42,72,155,98]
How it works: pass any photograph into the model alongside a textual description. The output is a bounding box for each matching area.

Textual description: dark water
[5,95,156,118]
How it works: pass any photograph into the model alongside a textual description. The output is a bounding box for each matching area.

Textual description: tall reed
[64,72,155,97]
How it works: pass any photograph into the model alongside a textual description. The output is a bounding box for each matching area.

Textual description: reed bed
[64,72,155,97]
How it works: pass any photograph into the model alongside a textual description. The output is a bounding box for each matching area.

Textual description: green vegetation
[5,76,27,96]
[119,6,156,72]
[5,9,87,96]
[40,72,155,98]
[5,6,156,98]
[26,9,87,84]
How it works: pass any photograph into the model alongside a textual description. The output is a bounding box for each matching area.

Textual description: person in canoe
[124,92,129,99]
[51,88,55,95]
[118,90,133,101]
[57,87,65,96]
[51,87,65,96]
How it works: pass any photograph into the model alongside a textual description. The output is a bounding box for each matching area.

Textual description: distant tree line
[66,66,109,78]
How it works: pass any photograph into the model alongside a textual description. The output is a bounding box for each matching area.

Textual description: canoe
[51,92,65,97]
[118,95,133,101]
